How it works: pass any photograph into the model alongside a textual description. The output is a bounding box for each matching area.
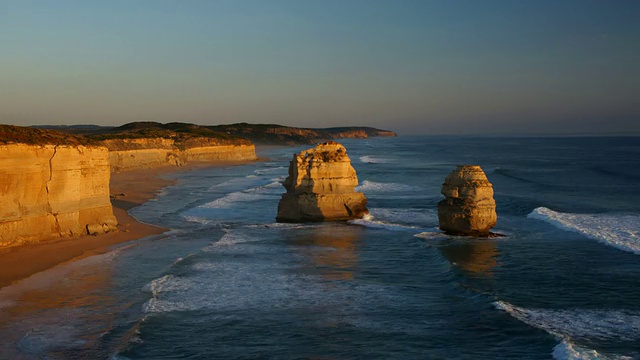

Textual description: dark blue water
[1,136,639,359]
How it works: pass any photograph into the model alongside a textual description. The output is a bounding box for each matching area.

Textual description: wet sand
[0,164,228,289]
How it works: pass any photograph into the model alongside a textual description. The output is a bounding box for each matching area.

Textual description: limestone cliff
[276,142,368,222]
[437,165,497,236]
[101,138,257,172]
[0,143,117,247]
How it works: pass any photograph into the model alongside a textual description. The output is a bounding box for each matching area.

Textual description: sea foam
[200,191,270,209]
[254,166,286,175]
[359,155,391,164]
[528,207,640,255]
[494,301,639,360]
[348,218,420,232]
[348,209,433,232]
[355,180,422,193]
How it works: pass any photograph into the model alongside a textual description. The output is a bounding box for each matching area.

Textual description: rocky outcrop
[101,138,257,172]
[437,165,497,236]
[276,142,368,222]
[0,144,117,247]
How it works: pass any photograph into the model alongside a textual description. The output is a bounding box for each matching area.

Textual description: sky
[1,0,638,135]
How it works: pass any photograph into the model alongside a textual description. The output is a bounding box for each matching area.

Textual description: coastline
[0,161,251,289]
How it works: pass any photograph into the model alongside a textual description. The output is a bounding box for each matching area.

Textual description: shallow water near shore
[1,136,640,359]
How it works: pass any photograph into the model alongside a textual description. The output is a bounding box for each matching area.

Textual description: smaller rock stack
[276,142,368,222]
[437,165,497,236]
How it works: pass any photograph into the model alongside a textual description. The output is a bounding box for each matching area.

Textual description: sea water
[0,136,639,359]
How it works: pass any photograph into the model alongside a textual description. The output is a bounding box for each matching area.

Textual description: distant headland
[33,122,397,145]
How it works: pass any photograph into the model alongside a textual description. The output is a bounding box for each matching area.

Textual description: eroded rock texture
[102,138,256,172]
[0,144,117,247]
[437,165,497,236]
[276,142,368,222]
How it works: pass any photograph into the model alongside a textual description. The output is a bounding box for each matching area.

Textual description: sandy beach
[0,167,182,289]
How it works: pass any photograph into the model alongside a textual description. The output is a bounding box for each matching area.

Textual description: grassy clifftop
[11,122,251,148]
[0,125,92,146]
[88,122,250,145]
[23,122,397,146]
[208,123,397,145]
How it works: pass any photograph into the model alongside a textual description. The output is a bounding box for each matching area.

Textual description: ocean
[1,136,639,359]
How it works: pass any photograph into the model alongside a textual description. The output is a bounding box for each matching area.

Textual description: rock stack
[437,165,497,236]
[276,141,368,222]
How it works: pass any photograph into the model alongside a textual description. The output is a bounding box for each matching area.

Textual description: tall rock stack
[437,165,497,236]
[276,141,368,222]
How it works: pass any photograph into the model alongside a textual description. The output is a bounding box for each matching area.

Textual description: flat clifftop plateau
[0,124,92,146]
[0,143,117,247]
[28,123,257,171]
[208,123,397,145]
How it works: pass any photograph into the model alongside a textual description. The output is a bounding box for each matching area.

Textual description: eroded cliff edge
[0,142,117,247]
[276,141,368,222]
[101,138,257,172]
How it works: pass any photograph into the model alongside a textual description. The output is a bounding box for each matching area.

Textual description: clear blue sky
[1,0,638,135]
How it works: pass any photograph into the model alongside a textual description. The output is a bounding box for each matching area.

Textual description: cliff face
[101,138,257,172]
[0,144,117,247]
[437,165,497,236]
[276,142,368,222]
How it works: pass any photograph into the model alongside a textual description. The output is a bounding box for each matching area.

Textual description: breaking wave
[355,180,422,193]
[349,212,427,232]
[359,155,391,164]
[494,301,639,360]
[254,166,286,175]
[528,207,640,254]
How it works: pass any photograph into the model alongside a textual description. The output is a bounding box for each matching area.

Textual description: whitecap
[494,300,640,341]
[142,275,194,296]
[552,339,624,360]
[264,181,283,188]
[528,207,640,255]
[359,155,391,164]
[200,191,269,209]
[202,230,264,251]
[182,215,212,225]
[494,301,640,359]
[355,180,421,193]
[254,166,286,175]
[348,213,423,232]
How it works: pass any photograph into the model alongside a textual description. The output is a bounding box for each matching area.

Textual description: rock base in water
[276,193,368,223]
[276,141,368,222]
[437,165,497,237]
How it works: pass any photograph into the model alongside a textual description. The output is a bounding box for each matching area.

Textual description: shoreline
[0,160,254,289]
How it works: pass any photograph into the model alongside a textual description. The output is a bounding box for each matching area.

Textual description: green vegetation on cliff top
[88,122,249,145]
[0,125,92,146]
[5,122,396,146]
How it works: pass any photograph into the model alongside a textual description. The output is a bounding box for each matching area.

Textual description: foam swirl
[528,207,640,255]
